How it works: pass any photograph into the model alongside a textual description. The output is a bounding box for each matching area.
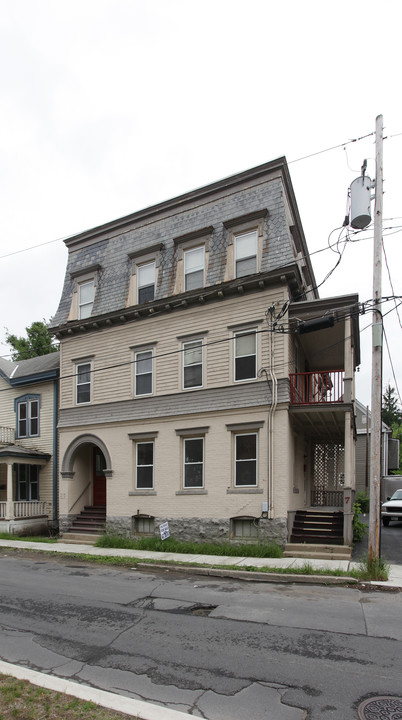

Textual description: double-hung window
[184,437,204,488]
[135,350,153,396]
[136,442,154,489]
[76,363,91,404]
[15,464,39,500]
[183,340,203,389]
[234,329,256,381]
[16,396,40,438]
[235,433,257,487]
[235,230,258,277]
[78,280,95,319]
[138,262,155,303]
[184,246,204,290]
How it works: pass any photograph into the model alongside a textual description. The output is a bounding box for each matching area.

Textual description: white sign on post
[159,522,170,540]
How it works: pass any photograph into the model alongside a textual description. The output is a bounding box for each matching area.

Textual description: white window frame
[136,441,154,490]
[135,350,153,396]
[183,339,203,389]
[234,329,257,382]
[235,433,258,487]
[183,436,204,489]
[184,246,205,291]
[235,229,258,278]
[76,362,92,405]
[78,280,95,319]
[137,261,155,304]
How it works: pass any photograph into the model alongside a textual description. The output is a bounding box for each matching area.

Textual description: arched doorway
[61,434,112,514]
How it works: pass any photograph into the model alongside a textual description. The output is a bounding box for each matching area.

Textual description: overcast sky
[0,0,401,407]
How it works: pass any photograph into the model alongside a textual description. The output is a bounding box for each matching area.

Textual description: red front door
[93,448,106,506]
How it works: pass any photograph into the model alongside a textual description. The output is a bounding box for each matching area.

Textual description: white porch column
[343,315,354,403]
[6,462,14,520]
[344,411,355,490]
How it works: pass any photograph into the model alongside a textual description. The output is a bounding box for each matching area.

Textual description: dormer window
[69,265,100,322]
[235,230,258,278]
[79,280,95,319]
[184,246,204,291]
[138,261,155,303]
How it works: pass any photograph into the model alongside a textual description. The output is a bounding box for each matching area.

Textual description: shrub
[352,502,368,543]
[355,490,370,513]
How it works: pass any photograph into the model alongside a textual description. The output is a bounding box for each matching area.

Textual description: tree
[5,320,59,361]
[382,384,402,427]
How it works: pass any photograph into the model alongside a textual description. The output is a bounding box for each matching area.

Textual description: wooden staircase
[284,509,351,560]
[60,505,106,545]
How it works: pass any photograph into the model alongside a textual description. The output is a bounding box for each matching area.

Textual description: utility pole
[368,114,383,563]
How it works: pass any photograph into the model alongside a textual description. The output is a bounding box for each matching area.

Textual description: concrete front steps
[59,505,106,546]
[283,543,352,561]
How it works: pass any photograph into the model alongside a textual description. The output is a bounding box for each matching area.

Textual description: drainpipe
[52,379,59,526]
[262,310,277,521]
[268,329,277,520]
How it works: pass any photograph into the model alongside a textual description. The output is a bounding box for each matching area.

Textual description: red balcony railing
[290,370,344,405]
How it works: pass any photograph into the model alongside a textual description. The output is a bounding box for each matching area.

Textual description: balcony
[0,427,15,445]
[290,370,344,406]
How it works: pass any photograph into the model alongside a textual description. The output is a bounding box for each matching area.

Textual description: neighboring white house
[0,353,59,534]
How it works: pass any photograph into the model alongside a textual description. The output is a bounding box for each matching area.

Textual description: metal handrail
[69,482,91,513]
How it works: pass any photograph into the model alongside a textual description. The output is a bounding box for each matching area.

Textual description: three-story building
[51,157,360,546]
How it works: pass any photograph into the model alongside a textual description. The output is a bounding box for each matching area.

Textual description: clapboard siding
[59,287,287,409]
[58,378,290,428]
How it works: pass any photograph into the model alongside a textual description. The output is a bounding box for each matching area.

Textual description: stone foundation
[105,515,288,547]
[59,515,78,534]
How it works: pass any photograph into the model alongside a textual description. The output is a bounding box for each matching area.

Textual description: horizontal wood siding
[59,288,288,410]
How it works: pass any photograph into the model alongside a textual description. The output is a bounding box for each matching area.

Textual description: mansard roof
[50,157,318,334]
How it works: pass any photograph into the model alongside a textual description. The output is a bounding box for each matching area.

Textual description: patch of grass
[0,533,57,543]
[95,533,283,558]
[350,556,389,582]
[0,673,137,719]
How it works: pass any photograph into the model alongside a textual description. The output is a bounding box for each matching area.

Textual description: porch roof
[289,294,360,370]
[0,445,51,462]
[289,403,351,442]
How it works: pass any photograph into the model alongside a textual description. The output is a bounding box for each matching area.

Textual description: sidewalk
[0,538,401,588]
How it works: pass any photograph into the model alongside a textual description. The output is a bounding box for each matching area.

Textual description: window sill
[129,490,157,496]
[227,488,263,494]
[176,489,208,495]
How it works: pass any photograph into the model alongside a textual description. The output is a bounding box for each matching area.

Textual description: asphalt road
[352,515,402,564]
[0,550,401,720]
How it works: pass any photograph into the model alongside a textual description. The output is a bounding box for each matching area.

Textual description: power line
[382,238,402,329]
[1,129,395,263]
[383,326,402,407]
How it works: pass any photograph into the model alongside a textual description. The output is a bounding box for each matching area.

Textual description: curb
[137,562,359,585]
[0,660,194,720]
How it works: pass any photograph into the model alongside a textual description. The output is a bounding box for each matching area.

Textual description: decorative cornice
[52,266,303,339]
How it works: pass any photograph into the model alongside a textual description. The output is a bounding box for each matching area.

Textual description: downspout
[269,327,277,519]
[262,309,277,521]
[52,379,59,526]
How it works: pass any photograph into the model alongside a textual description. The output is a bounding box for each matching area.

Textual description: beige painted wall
[59,402,304,520]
